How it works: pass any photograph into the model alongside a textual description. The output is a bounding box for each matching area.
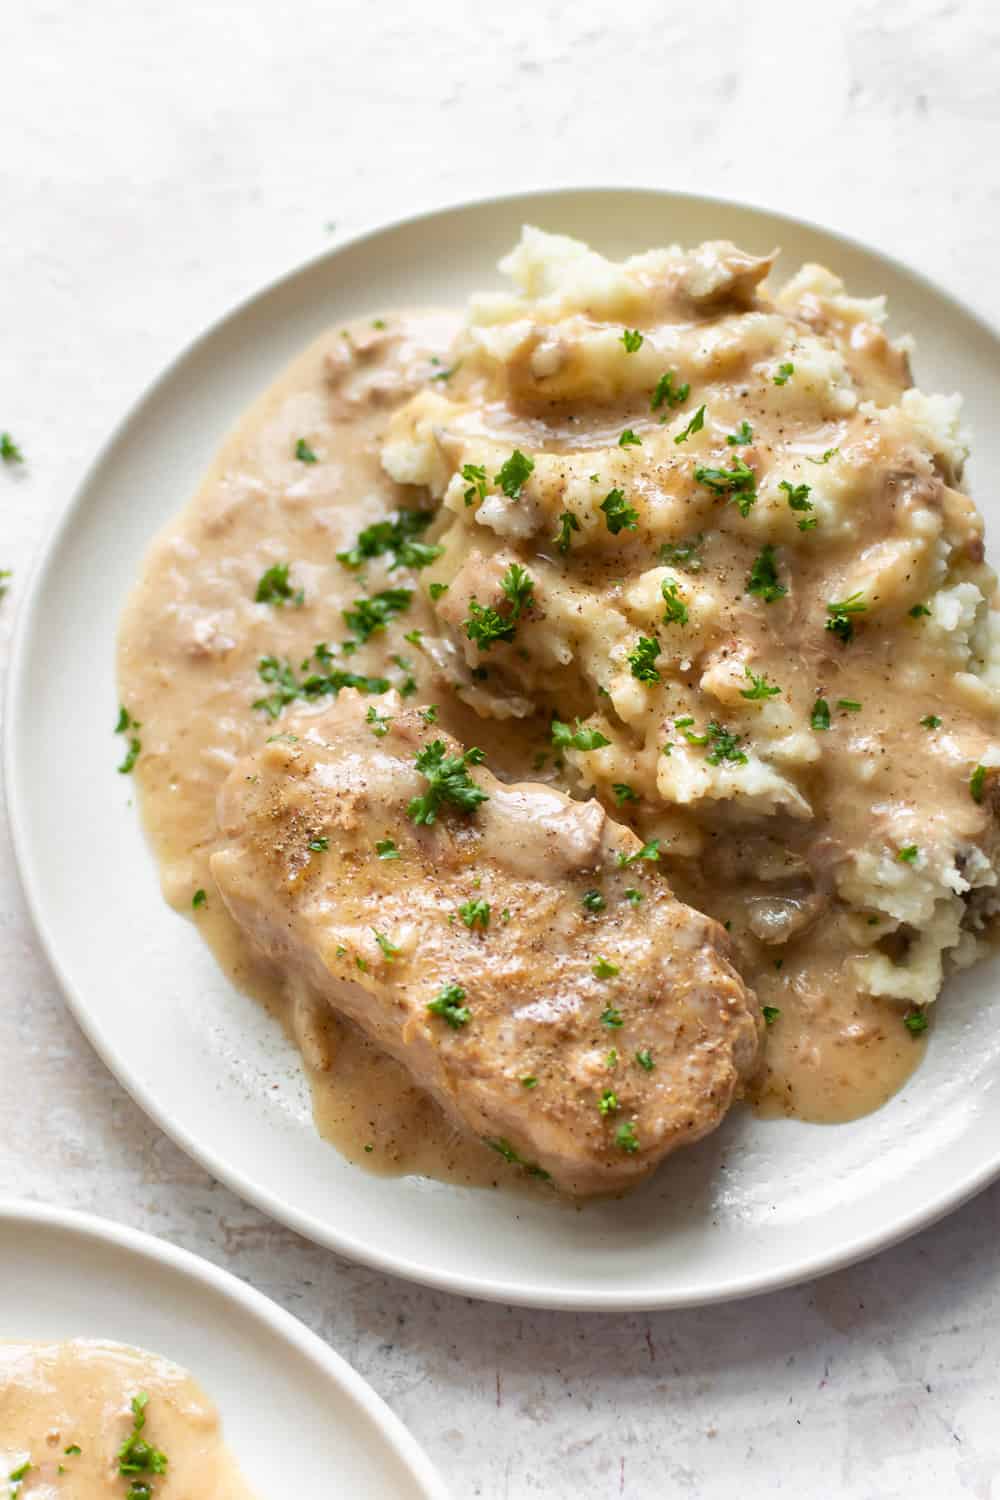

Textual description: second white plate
[0,1201,446,1497]
[9,188,1000,1309]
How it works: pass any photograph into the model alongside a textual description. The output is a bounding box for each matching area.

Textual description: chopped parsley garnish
[599,487,639,534]
[660,578,689,625]
[295,438,318,463]
[375,838,400,860]
[461,463,489,505]
[308,836,329,852]
[920,714,942,729]
[117,738,141,774]
[773,361,794,385]
[825,592,866,644]
[904,1009,928,1035]
[115,706,137,733]
[746,545,787,602]
[521,1075,538,1088]
[628,635,661,684]
[620,329,643,353]
[494,449,534,499]
[612,783,638,805]
[427,983,471,1028]
[464,563,534,651]
[429,362,461,382]
[779,480,813,530]
[551,718,611,752]
[118,1393,168,1479]
[762,1005,781,1025]
[483,1137,550,1179]
[811,698,831,731]
[65,1446,81,1456]
[635,1048,654,1071]
[10,1463,30,1482]
[192,889,207,909]
[907,602,931,620]
[253,654,389,718]
[897,845,919,863]
[343,587,413,642]
[582,889,606,912]
[428,582,449,601]
[598,1088,620,1115]
[407,740,488,825]
[615,838,660,868]
[704,722,747,765]
[255,562,303,607]
[459,897,490,929]
[650,371,689,411]
[366,705,392,737]
[970,764,988,803]
[337,508,441,570]
[600,1006,624,1027]
[837,699,862,712]
[806,447,838,465]
[374,930,401,961]
[554,511,581,554]
[695,458,757,515]
[624,889,643,906]
[727,420,753,446]
[618,428,642,448]
[741,666,781,701]
[658,535,704,571]
[606,1049,618,1067]
[674,404,706,445]
[615,1121,639,1153]
[593,956,620,979]
[1,432,23,463]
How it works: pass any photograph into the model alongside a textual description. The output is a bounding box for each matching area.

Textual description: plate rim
[7,184,1000,1311]
[0,1196,449,1498]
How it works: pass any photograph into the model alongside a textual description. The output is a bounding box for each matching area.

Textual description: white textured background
[4,2,1000,1495]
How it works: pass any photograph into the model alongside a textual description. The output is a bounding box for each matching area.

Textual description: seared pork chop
[210,692,761,1194]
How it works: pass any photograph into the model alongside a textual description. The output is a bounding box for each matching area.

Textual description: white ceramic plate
[9,188,1000,1310]
[0,1200,446,1497]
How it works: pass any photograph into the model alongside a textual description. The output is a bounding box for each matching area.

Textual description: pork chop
[210,691,761,1194]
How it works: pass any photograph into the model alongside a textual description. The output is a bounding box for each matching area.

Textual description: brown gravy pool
[117,312,924,1191]
[0,1340,253,1498]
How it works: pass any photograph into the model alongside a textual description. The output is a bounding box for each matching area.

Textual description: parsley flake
[553,511,581,555]
[615,838,660,868]
[408,741,488,825]
[762,1005,781,1025]
[674,404,706,445]
[192,889,207,909]
[461,463,488,506]
[773,361,794,385]
[727,420,753,446]
[618,428,642,448]
[898,845,919,863]
[483,1137,550,1179]
[375,838,400,860]
[464,563,534,651]
[650,371,689,411]
[806,447,839,465]
[1,432,23,464]
[599,487,639,534]
[741,666,781,701]
[612,783,638,805]
[582,890,606,912]
[920,714,942,729]
[970,764,988,803]
[459,897,490,930]
[628,635,661,684]
[551,718,611,752]
[825,592,866,644]
[620,329,643,353]
[624,889,643,906]
[295,438,318,463]
[747,545,787,603]
[660,577,689,625]
[811,698,831,731]
[601,1006,624,1027]
[494,450,534,499]
[615,1121,640,1153]
[427,982,471,1028]
[904,1009,928,1035]
[337,508,440,570]
[695,458,757,515]
[635,1048,655,1071]
[343,587,412,643]
[118,1393,168,1480]
[598,1088,620,1115]
[255,562,302,606]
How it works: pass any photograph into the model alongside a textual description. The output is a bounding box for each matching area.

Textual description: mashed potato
[380,228,1000,1014]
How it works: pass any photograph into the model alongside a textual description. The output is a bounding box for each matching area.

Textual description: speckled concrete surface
[4,2,1000,1495]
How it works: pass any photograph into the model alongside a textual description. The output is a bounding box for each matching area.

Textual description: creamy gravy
[118,309,927,1191]
[0,1341,253,1499]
